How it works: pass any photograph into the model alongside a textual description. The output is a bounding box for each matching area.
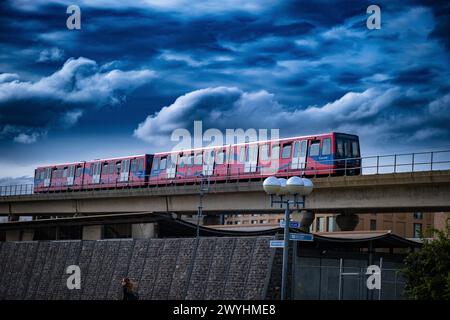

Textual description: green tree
[403,219,450,300]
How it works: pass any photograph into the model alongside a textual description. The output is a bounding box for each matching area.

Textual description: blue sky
[0,0,449,183]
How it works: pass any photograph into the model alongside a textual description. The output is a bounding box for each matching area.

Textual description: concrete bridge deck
[1,170,450,216]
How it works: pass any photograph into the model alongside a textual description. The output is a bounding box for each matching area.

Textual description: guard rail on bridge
[1,149,450,197]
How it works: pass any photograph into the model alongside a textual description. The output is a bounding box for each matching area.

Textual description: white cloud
[37,47,65,62]
[13,132,44,144]
[134,86,404,151]
[0,57,155,143]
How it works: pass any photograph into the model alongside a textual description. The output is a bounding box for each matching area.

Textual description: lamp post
[263,176,314,300]
[196,174,209,238]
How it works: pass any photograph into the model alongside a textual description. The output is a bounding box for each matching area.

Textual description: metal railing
[1,149,450,198]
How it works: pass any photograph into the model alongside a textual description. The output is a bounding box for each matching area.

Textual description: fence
[294,262,407,300]
[1,150,450,197]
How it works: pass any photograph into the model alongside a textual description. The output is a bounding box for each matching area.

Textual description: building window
[370,219,377,231]
[251,220,257,224]
[413,212,423,220]
[316,217,325,232]
[413,223,422,238]
[327,217,335,232]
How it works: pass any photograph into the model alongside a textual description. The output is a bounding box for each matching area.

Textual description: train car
[34,161,86,193]
[34,132,360,192]
[34,154,153,193]
[82,154,152,189]
[148,132,361,185]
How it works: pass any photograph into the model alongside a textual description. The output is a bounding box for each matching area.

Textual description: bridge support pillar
[336,213,360,231]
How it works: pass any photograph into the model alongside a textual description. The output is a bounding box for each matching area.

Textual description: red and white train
[34,132,361,193]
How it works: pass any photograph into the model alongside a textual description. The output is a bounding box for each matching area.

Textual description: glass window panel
[282,144,292,159]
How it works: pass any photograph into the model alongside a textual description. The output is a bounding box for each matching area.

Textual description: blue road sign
[280,220,300,228]
[289,233,314,241]
[269,240,285,248]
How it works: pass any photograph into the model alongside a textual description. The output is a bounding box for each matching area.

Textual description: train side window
[300,140,307,157]
[152,158,159,171]
[195,153,202,165]
[185,155,192,167]
[322,138,331,156]
[130,160,137,171]
[216,150,224,164]
[293,142,300,158]
[178,155,185,168]
[40,171,45,179]
[272,145,280,160]
[63,168,68,178]
[309,141,320,157]
[160,157,167,170]
[138,159,144,171]
[282,143,292,159]
[103,163,109,174]
[238,147,245,163]
[76,167,82,177]
[109,162,114,174]
[260,144,269,161]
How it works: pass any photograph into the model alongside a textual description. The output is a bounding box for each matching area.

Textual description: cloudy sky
[0,0,449,183]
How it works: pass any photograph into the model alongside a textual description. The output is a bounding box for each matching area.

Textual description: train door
[44,167,52,187]
[120,159,130,182]
[244,144,258,173]
[93,162,101,183]
[167,154,177,179]
[291,140,308,170]
[203,149,215,176]
[67,165,75,186]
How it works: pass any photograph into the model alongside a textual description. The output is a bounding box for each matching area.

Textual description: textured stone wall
[0,236,276,300]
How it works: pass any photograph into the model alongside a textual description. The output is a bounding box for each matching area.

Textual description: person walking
[121,277,139,300]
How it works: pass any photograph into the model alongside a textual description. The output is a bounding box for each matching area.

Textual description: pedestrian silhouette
[121,277,138,300]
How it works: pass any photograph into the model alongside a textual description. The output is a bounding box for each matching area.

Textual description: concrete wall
[0,236,275,300]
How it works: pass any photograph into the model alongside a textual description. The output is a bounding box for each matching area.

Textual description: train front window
[309,141,320,157]
[322,138,331,156]
[352,141,360,157]
[337,139,344,158]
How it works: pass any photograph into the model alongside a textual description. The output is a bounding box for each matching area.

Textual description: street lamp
[263,175,314,300]
[196,174,209,238]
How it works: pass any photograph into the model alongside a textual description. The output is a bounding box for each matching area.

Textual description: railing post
[376,156,379,174]
[412,153,415,172]
[430,152,434,171]
[393,154,397,173]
